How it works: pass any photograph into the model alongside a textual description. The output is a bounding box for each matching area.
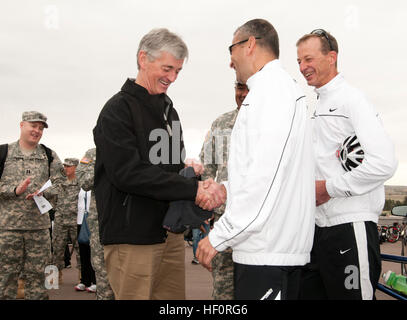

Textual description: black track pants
[234,263,303,300]
[300,221,381,300]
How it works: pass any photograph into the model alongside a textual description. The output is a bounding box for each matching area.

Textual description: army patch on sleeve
[80,157,91,164]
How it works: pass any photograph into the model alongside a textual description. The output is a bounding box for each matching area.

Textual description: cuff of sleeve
[325,179,335,198]
[2,185,18,198]
[325,178,348,198]
[191,178,199,200]
[208,231,229,252]
[221,181,229,198]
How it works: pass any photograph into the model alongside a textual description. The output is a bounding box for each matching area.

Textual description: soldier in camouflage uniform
[52,158,81,280]
[0,111,65,300]
[76,148,114,300]
[199,82,249,300]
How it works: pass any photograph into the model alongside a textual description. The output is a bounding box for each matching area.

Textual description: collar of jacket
[65,177,79,186]
[314,73,345,97]
[12,140,46,160]
[121,78,173,118]
[246,59,281,90]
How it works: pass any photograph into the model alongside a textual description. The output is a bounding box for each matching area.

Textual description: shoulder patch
[80,157,91,164]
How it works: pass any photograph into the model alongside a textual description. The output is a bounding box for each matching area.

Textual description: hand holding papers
[33,195,53,214]
[29,179,53,214]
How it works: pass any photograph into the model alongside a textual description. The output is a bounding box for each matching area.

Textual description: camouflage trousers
[0,229,51,300]
[52,223,80,271]
[88,216,114,300]
[211,247,234,300]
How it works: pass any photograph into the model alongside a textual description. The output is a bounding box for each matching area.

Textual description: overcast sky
[1,0,406,185]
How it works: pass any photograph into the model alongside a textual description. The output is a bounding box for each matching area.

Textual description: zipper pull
[163,112,172,137]
[123,194,129,206]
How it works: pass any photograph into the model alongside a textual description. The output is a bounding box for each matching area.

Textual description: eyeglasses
[228,37,262,55]
[310,29,334,51]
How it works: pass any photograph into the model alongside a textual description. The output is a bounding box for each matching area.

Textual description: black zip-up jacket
[93,79,198,245]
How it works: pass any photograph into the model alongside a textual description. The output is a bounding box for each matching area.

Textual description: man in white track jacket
[296,29,397,300]
[196,19,315,300]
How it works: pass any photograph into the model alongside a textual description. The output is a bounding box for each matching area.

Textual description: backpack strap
[40,144,54,177]
[0,144,9,179]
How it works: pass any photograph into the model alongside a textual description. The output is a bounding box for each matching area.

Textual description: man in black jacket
[93,28,226,300]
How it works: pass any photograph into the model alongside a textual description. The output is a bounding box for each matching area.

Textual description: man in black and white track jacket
[197,19,316,300]
[297,29,398,300]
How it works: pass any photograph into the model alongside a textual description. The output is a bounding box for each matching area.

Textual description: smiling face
[297,37,337,88]
[137,50,184,95]
[229,33,252,84]
[20,121,44,147]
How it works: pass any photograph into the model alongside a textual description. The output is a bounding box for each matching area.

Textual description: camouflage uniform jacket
[0,140,64,230]
[76,148,97,221]
[54,177,81,226]
[199,109,238,220]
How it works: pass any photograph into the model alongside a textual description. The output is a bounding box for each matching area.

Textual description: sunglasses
[229,37,262,55]
[310,29,334,51]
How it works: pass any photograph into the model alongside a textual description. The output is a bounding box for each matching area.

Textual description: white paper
[34,195,53,214]
[38,179,52,193]
[34,179,53,214]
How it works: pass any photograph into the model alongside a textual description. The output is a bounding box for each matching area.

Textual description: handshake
[184,158,226,211]
[195,179,227,211]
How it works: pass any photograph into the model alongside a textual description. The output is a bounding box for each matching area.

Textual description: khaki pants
[104,232,185,300]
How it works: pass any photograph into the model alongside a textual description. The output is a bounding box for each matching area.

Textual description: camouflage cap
[22,111,48,128]
[63,158,79,167]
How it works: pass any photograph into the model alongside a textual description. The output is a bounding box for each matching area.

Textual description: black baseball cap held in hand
[163,166,213,233]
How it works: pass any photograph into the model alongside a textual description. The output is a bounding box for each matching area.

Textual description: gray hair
[137,28,189,69]
[234,19,279,58]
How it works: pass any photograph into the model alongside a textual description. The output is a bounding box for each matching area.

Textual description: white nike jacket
[313,74,398,227]
[208,60,315,266]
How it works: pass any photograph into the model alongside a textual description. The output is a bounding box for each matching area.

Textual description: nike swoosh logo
[340,248,352,255]
[329,108,338,112]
